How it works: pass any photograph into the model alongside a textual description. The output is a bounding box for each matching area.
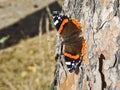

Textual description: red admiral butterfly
[53,11,86,72]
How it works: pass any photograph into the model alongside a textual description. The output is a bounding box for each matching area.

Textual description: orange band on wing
[71,18,81,29]
[81,40,86,56]
[58,19,68,34]
[64,52,79,60]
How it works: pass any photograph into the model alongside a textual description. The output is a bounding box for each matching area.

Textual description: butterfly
[53,11,86,72]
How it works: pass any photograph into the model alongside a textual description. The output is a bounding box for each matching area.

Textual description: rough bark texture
[51,0,120,90]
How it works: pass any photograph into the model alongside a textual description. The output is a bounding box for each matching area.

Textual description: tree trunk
[51,0,120,90]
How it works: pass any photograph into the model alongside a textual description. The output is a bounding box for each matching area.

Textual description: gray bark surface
[51,0,120,90]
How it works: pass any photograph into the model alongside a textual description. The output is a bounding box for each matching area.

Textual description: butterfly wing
[65,55,79,72]
[53,11,69,34]
[53,11,85,73]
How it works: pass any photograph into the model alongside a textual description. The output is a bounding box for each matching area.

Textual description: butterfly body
[53,11,86,72]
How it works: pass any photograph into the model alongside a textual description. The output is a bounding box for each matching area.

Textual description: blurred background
[0,0,63,90]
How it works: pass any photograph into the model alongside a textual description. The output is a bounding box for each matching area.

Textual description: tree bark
[51,0,120,90]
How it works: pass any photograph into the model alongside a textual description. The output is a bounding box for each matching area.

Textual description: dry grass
[0,0,63,89]
[0,30,56,90]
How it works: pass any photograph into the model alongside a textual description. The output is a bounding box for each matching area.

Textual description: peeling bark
[51,0,120,90]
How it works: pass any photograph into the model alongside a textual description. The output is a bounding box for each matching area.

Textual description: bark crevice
[99,54,107,90]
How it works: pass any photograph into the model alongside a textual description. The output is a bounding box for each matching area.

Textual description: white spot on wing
[66,62,71,65]
[72,63,75,66]
[58,16,61,19]
[54,20,59,25]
